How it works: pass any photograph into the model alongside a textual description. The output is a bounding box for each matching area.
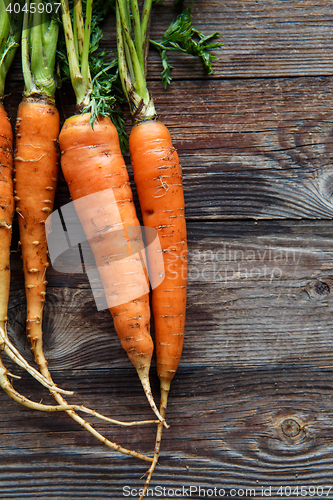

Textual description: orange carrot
[0,102,15,347]
[116,2,191,494]
[129,120,187,397]
[0,12,76,407]
[116,1,188,401]
[14,6,61,387]
[0,7,20,387]
[0,104,76,408]
[130,118,187,497]
[14,97,59,371]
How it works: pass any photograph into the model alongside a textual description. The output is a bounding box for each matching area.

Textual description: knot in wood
[305,279,330,300]
[314,281,330,296]
[281,418,300,437]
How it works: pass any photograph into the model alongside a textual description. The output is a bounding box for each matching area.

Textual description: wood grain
[6,220,333,371]
[3,218,333,497]
[153,77,333,219]
[6,76,333,220]
[2,365,333,499]
[133,0,333,79]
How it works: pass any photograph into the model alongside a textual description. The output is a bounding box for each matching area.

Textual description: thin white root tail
[33,344,155,462]
[0,357,77,412]
[77,406,159,426]
[0,351,155,462]
[139,374,169,429]
[0,328,157,428]
[138,386,170,500]
[0,327,73,395]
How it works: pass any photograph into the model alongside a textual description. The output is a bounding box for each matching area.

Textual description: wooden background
[2,1,333,499]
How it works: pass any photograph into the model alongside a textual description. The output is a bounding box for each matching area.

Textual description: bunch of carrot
[0,0,159,463]
[1,0,221,492]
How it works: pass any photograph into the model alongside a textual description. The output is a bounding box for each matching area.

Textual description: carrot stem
[116,0,149,104]
[115,3,130,102]
[60,0,87,106]
[80,0,92,91]
[22,0,58,98]
[0,0,21,96]
[21,2,36,96]
[73,0,84,57]
[116,0,156,122]
[130,0,144,69]
[140,0,152,68]
[0,0,10,44]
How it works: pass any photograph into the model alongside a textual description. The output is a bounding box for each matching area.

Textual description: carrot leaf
[58,0,127,145]
[116,0,157,122]
[150,6,222,87]
[24,0,59,99]
[84,51,128,148]
[0,0,22,97]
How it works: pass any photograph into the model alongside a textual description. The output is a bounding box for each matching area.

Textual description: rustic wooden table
[2,1,333,499]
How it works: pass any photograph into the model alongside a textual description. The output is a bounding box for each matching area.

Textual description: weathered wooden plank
[2,2,333,498]
[152,77,333,220]
[1,365,333,499]
[6,1,333,87]
[6,220,333,374]
[109,0,333,80]
[7,76,333,221]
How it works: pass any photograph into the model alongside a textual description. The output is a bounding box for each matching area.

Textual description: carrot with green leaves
[116,2,221,494]
[13,0,157,459]
[0,0,81,409]
[58,0,167,428]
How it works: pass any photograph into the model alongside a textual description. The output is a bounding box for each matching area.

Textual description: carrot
[0,1,79,409]
[116,2,220,494]
[129,119,187,397]
[116,1,187,491]
[58,0,166,427]
[12,2,157,459]
[130,118,187,497]
[0,100,74,403]
[0,102,14,349]
[15,96,59,369]
[59,114,155,385]
[0,101,64,409]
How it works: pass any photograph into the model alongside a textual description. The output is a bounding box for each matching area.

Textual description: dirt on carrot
[14,96,59,368]
[129,119,187,392]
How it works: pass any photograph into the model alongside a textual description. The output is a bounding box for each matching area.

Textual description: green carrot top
[21,0,59,100]
[0,0,22,97]
[60,0,93,107]
[58,0,122,130]
[116,0,222,123]
[116,0,156,123]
